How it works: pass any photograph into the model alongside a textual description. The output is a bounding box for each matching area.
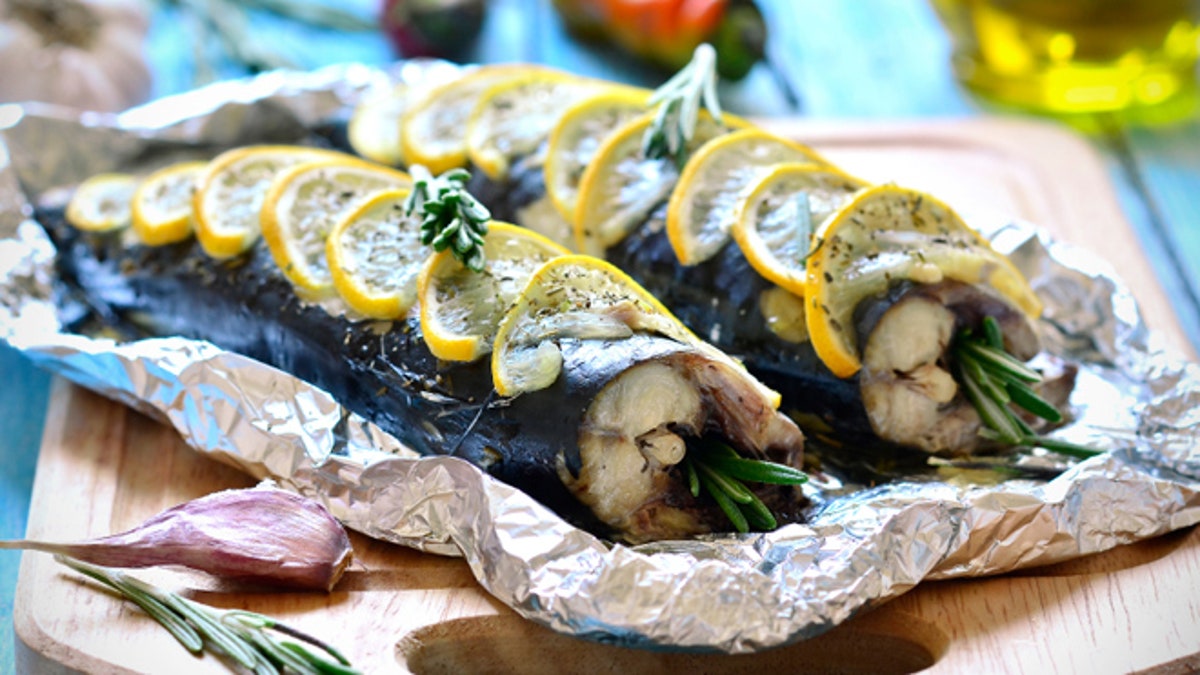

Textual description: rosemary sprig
[641,43,725,164]
[403,165,492,272]
[56,555,359,675]
[953,316,1100,460]
[681,440,808,533]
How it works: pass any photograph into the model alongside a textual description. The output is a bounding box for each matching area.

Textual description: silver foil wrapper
[2,64,1199,654]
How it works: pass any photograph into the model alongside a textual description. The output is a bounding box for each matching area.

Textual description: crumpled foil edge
[2,64,1199,653]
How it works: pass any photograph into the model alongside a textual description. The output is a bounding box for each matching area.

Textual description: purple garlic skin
[4,486,353,591]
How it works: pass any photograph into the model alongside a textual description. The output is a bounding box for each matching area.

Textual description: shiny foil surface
[2,64,1199,653]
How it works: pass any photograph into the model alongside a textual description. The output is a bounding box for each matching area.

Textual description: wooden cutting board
[15,119,1200,674]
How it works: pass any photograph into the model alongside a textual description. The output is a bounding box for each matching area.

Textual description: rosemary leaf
[960,352,1010,405]
[53,556,360,674]
[141,581,259,667]
[962,342,1042,383]
[57,557,204,653]
[684,458,701,498]
[1011,409,1037,437]
[404,165,490,272]
[741,492,778,531]
[697,471,749,533]
[696,462,754,504]
[1006,380,1064,423]
[703,455,808,485]
[982,315,1005,350]
[1023,436,1102,459]
[957,362,1022,444]
[790,192,816,264]
[641,43,724,163]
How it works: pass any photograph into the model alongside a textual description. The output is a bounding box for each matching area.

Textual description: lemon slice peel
[418,222,569,362]
[192,145,348,259]
[544,88,652,222]
[573,110,747,256]
[66,173,138,233]
[465,71,607,181]
[731,162,869,296]
[260,157,411,296]
[400,64,554,176]
[326,187,427,320]
[666,128,831,266]
[130,162,208,246]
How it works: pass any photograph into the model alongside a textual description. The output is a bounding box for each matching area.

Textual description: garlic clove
[0,486,354,591]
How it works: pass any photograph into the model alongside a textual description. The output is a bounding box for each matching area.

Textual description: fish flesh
[39,203,805,543]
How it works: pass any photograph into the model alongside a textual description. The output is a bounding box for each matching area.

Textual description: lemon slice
[418,223,569,362]
[731,162,868,295]
[66,173,138,232]
[544,88,651,222]
[400,64,548,176]
[491,255,701,396]
[805,185,1044,378]
[574,110,745,256]
[129,161,207,246]
[465,71,613,180]
[667,128,830,266]
[193,145,346,259]
[348,84,411,167]
[326,188,428,319]
[261,158,411,297]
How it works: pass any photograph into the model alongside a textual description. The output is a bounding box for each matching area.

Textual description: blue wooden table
[3,1,1198,669]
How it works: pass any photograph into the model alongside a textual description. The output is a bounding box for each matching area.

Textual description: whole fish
[40,204,806,543]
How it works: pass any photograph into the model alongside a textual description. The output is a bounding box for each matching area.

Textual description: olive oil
[932,0,1200,119]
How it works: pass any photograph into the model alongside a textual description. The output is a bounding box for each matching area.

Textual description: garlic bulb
[0,485,355,591]
[0,0,152,112]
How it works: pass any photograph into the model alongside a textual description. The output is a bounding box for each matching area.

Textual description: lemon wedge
[805,185,1044,379]
[400,64,548,176]
[491,255,701,396]
[731,162,868,296]
[543,88,651,222]
[666,128,829,266]
[326,188,427,319]
[192,145,346,259]
[418,223,569,362]
[465,71,611,180]
[66,173,138,232]
[130,161,207,245]
[574,110,744,256]
[260,158,411,297]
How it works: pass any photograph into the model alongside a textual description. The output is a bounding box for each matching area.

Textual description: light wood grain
[15,119,1200,673]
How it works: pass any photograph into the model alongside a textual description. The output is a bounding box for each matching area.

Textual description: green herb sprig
[953,316,1099,460]
[57,555,359,675]
[641,43,724,164]
[681,440,808,533]
[404,165,491,272]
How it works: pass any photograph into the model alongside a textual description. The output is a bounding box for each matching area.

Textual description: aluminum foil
[2,64,1199,654]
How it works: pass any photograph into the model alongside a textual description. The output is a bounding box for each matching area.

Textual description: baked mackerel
[39,204,806,543]
[471,164,1075,461]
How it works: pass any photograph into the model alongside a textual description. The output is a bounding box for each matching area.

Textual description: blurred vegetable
[0,0,152,111]
[552,0,766,80]
[154,0,374,85]
[380,0,486,61]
